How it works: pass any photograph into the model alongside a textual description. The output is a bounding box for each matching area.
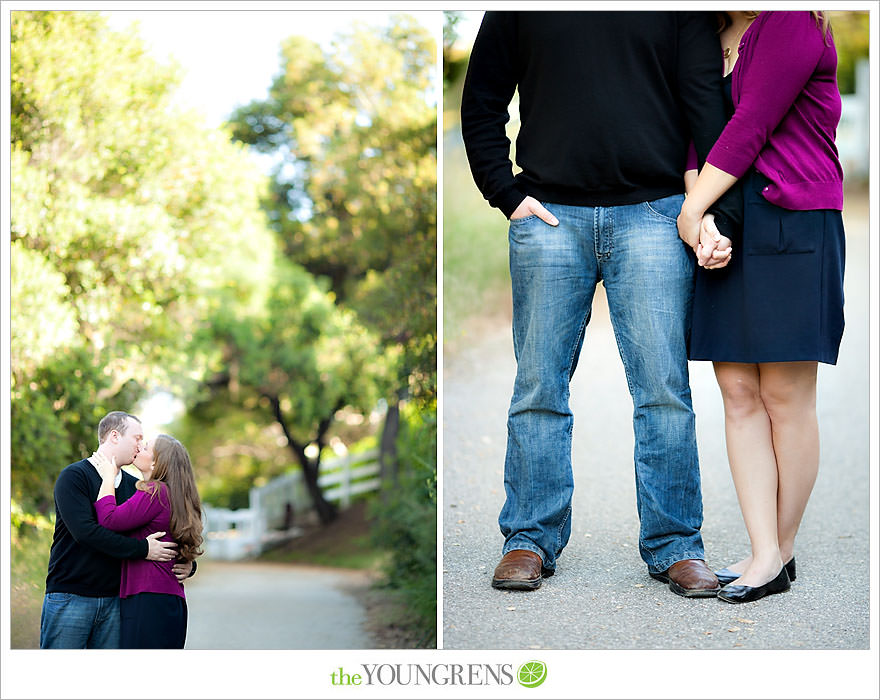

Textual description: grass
[259,534,387,570]
[257,499,387,570]
[11,523,53,649]
[442,131,512,347]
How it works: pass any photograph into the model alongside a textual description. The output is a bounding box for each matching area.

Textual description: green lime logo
[517,660,547,688]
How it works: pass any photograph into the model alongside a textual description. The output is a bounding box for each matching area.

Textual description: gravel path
[184,559,372,649]
[442,194,870,650]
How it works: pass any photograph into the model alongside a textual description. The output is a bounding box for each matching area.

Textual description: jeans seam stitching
[567,311,591,379]
[555,505,571,558]
[643,198,681,224]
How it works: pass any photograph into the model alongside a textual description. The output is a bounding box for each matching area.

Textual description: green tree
[828,11,869,94]
[443,11,467,89]
[11,11,276,510]
[199,260,396,523]
[228,15,437,402]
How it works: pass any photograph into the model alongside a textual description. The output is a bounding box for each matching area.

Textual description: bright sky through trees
[105,10,436,128]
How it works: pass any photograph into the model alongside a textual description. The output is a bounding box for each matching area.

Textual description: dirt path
[184,559,373,649]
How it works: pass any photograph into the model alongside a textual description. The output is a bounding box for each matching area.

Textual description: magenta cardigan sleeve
[95,488,165,532]
[706,12,827,177]
[685,141,698,172]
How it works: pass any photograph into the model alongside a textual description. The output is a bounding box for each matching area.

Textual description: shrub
[369,401,437,646]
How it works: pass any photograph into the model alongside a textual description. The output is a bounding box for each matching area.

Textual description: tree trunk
[268,395,338,525]
[379,397,400,484]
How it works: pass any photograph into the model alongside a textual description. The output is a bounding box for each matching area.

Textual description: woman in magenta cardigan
[678,11,845,603]
[93,435,203,647]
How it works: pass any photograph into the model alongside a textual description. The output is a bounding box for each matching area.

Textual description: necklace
[723,21,752,64]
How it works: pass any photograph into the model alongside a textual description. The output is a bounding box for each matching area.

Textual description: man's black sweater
[45,459,148,597]
[461,11,740,232]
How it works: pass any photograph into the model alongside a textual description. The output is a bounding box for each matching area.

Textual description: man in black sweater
[40,411,186,648]
[461,12,733,596]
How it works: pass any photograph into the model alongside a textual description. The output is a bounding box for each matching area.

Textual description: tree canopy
[228,15,437,402]
[10,11,404,516]
[12,12,276,395]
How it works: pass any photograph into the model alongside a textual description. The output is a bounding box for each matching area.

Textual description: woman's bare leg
[757,362,820,565]
[714,362,782,586]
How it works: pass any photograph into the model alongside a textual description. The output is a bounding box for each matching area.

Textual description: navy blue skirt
[689,169,845,364]
[120,592,188,649]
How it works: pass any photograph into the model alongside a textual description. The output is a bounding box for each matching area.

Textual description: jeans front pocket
[643,193,685,223]
[44,592,75,609]
[508,205,568,268]
[509,213,539,225]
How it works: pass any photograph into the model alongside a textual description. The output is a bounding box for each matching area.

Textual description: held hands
[695,214,733,270]
[677,204,732,270]
[91,451,117,482]
[677,201,702,249]
[510,196,559,226]
[145,532,178,562]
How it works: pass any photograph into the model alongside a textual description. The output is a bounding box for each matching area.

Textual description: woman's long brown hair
[137,434,204,562]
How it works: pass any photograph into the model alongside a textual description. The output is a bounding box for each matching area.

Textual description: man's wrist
[497,187,527,219]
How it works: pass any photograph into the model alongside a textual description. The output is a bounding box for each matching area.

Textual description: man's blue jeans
[40,592,120,648]
[500,195,704,574]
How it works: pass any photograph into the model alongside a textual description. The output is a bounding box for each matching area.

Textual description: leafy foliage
[194,260,397,520]
[10,11,275,511]
[11,11,436,579]
[828,11,869,95]
[228,15,437,401]
[370,402,437,645]
[12,10,276,392]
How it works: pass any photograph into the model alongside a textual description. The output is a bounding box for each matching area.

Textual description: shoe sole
[491,568,554,591]
[717,582,790,604]
[649,571,720,598]
[491,577,542,591]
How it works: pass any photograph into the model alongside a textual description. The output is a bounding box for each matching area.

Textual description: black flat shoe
[714,567,740,586]
[715,557,796,586]
[717,567,791,604]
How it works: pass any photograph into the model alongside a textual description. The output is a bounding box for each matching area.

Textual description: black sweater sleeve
[55,467,148,560]
[676,12,743,239]
[460,11,525,218]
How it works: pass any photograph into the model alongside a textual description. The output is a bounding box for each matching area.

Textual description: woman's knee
[758,367,817,422]
[716,365,763,419]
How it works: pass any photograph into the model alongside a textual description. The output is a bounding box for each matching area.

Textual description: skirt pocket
[744,199,819,256]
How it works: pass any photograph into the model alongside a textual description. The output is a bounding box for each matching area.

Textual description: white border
[2,3,878,700]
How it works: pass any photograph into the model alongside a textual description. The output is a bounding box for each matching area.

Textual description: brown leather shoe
[491,550,547,590]
[649,559,720,598]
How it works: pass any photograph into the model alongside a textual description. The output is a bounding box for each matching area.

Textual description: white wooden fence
[202,448,381,560]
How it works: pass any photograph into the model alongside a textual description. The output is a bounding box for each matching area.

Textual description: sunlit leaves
[10,11,277,510]
[11,11,277,392]
[228,15,437,401]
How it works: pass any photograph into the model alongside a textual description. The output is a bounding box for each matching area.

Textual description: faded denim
[500,195,704,574]
[40,592,120,649]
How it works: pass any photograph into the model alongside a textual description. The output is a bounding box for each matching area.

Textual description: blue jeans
[501,196,704,574]
[40,592,120,648]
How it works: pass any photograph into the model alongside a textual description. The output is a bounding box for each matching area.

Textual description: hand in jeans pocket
[510,196,559,225]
